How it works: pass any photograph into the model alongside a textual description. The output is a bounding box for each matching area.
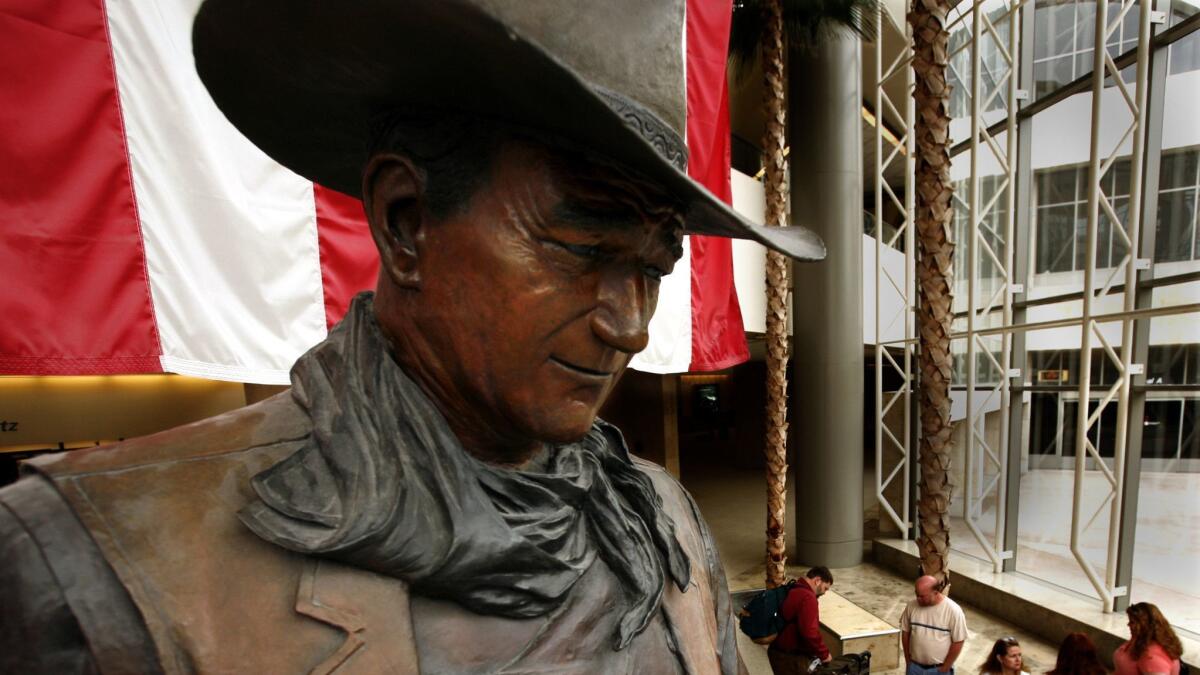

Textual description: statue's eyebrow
[552,198,685,264]
[552,198,636,232]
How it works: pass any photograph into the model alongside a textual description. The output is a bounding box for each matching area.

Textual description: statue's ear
[363,153,426,288]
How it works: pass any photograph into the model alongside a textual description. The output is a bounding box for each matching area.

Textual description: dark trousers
[768,647,814,675]
[771,649,874,675]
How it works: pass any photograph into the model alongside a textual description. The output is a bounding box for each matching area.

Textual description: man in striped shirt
[900,575,969,675]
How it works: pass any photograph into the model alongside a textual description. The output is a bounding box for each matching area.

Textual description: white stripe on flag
[106,0,327,384]
[629,8,693,375]
[629,236,693,374]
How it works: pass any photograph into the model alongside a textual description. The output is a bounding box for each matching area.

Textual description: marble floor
[683,464,1075,675]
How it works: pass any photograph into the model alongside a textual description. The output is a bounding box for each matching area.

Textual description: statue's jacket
[0,297,745,675]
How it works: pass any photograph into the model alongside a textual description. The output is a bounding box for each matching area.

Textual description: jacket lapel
[295,559,421,674]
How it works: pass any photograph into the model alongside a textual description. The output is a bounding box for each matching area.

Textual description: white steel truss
[873,0,917,538]
[953,0,1024,573]
[1070,0,1153,612]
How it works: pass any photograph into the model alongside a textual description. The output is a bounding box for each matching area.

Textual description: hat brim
[193,0,825,261]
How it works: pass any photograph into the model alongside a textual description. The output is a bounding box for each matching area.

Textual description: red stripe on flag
[313,185,379,329]
[689,235,748,371]
[0,0,162,375]
[686,0,748,372]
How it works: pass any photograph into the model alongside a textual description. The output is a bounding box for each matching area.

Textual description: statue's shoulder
[28,390,309,480]
[629,455,710,541]
[630,456,692,507]
[627,455,746,675]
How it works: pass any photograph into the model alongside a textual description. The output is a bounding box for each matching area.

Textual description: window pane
[1188,345,1200,386]
[1074,206,1089,270]
[1017,393,1112,603]
[1029,350,1057,371]
[1096,203,1113,268]
[1089,349,1120,387]
[1141,400,1183,459]
[1036,1,1077,60]
[1076,164,1090,200]
[1075,52,1094,83]
[1038,204,1076,272]
[1061,401,1079,460]
[1105,157,1131,198]
[1105,196,1129,267]
[1168,29,1200,76]
[1155,188,1197,262]
[1036,55,1076,99]
[976,347,1002,384]
[1159,150,1198,191]
[1030,393,1061,455]
[1076,1,1096,50]
[1064,349,1081,382]
[1130,425,1200,633]
[1182,400,1200,459]
[1038,167,1078,205]
[1147,345,1187,385]
[1194,216,1200,261]
[1104,3,1138,50]
[1171,0,1200,22]
[1121,8,1138,49]
[1081,399,1117,458]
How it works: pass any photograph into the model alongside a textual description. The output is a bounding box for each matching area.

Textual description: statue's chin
[524,413,600,448]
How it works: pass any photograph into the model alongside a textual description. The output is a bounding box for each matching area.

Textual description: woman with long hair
[1113,603,1183,675]
[1048,632,1108,675]
[979,637,1028,675]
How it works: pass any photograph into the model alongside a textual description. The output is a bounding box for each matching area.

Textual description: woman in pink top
[1113,603,1183,675]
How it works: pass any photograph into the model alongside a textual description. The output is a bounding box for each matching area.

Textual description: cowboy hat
[192,0,825,260]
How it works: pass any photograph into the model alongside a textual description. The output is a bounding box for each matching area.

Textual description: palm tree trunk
[909,0,955,586]
[761,0,790,590]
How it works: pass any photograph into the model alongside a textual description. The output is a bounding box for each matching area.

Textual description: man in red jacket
[768,566,835,675]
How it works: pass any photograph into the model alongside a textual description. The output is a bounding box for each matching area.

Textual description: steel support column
[1001,0,1036,572]
[790,32,865,568]
[1113,0,1172,612]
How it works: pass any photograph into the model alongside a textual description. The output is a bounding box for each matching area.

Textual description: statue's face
[411,140,683,449]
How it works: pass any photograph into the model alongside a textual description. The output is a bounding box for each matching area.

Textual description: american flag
[0,0,747,383]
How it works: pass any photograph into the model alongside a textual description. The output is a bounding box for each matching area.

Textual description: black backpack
[815,651,871,675]
[737,581,797,644]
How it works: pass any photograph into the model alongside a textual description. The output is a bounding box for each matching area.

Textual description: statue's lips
[549,356,615,383]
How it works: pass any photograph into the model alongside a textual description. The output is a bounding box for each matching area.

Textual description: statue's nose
[590,269,651,354]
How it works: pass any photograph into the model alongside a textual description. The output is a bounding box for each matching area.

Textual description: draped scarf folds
[239,293,690,649]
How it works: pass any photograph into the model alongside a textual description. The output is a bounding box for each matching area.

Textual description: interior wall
[0,375,246,453]
[0,375,248,486]
[600,370,678,475]
[602,360,772,477]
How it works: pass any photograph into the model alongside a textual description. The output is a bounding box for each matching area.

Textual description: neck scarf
[240,293,690,649]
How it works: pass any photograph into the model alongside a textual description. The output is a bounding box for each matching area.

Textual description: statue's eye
[549,239,603,260]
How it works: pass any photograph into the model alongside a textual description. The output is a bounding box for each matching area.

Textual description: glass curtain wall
[930,0,1200,635]
[944,0,1019,574]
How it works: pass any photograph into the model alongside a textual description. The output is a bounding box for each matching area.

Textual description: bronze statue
[0,1,824,672]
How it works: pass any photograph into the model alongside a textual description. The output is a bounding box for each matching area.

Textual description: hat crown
[192,0,827,260]
[475,0,686,137]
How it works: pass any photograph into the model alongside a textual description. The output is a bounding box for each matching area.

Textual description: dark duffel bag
[812,651,871,675]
